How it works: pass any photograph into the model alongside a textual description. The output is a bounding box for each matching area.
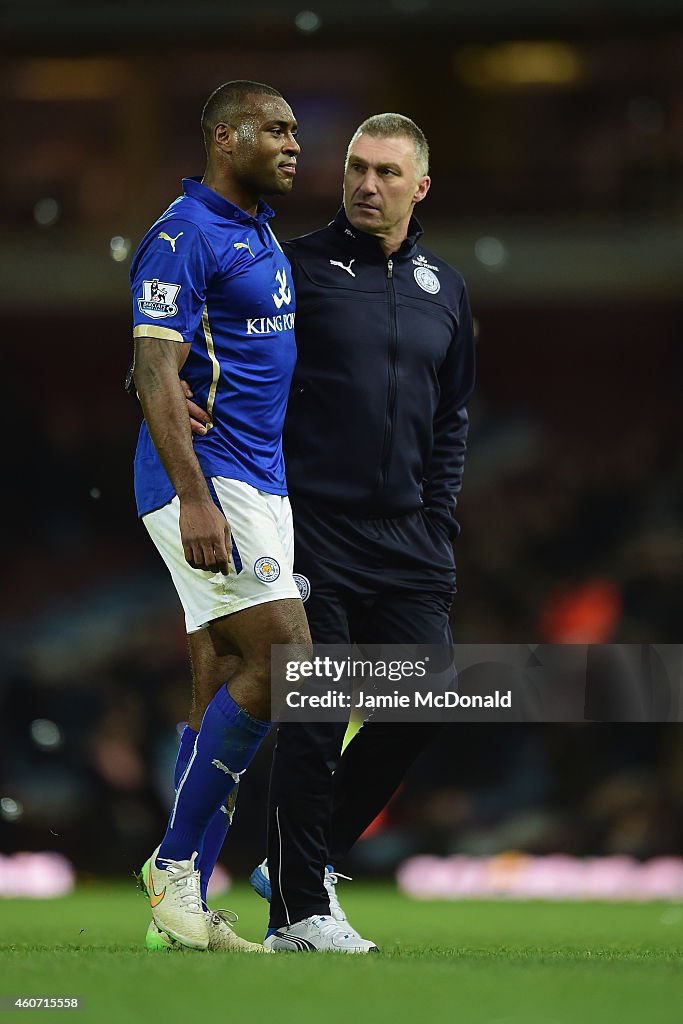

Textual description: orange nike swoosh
[148,865,166,908]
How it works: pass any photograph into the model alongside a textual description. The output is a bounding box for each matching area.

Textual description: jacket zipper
[376,258,398,494]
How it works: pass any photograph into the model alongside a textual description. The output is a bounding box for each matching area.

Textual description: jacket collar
[182,177,275,225]
[329,206,423,261]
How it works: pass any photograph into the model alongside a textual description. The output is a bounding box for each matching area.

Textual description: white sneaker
[264,915,378,953]
[251,859,364,939]
[140,847,208,950]
[324,865,364,938]
[145,911,271,953]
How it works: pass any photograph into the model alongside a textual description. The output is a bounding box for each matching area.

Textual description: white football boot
[140,847,208,950]
[145,909,271,953]
[206,909,272,952]
[264,915,379,953]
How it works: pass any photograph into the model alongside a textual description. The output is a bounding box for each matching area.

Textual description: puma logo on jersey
[234,240,255,257]
[158,231,184,252]
[330,258,356,278]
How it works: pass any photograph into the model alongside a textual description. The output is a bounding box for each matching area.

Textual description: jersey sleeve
[131,219,217,343]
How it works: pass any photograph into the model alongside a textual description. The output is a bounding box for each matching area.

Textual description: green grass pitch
[2,883,683,1023]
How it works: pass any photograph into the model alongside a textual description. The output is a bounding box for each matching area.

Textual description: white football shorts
[143,476,301,633]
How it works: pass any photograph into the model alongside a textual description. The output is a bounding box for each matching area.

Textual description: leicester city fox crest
[254,557,281,583]
[292,573,311,602]
[413,254,441,294]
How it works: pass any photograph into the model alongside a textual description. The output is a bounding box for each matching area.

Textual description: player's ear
[214,122,233,156]
[413,175,431,205]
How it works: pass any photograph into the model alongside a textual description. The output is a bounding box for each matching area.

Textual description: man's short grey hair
[346,113,430,177]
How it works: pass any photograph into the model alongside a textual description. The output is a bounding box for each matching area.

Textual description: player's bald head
[201,80,284,151]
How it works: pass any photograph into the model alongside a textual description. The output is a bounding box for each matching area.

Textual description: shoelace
[157,852,203,914]
[324,869,352,922]
[207,908,239,930]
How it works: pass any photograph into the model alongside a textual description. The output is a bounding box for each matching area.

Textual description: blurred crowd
[1,21,681,881]
[1,353,681,877]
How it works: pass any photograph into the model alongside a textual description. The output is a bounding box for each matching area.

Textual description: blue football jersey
[131,177,297,516]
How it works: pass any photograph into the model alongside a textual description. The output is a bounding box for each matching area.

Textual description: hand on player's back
[180,379,213,436]
[179,499,231,574]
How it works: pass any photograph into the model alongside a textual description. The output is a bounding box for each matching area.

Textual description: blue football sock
[173,724,232,904]
[174,725,197,788]
[158,685,271,865]
[198,801,233,906]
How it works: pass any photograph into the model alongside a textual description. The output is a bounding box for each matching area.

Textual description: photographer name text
[285,690,512,710]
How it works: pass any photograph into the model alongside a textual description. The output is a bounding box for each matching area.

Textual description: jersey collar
[329,207,423,261]
[182,177,275,225]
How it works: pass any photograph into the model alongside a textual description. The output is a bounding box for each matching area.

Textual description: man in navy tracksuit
[171,113,475,951]
[252,113,476,951]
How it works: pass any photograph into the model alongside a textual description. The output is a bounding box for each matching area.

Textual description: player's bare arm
[133,338,231,574]
[123,364,210,435]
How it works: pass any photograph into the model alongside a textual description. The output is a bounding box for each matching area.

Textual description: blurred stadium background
[1,0,682,895]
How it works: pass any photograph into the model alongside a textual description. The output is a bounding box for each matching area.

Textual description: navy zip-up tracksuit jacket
[282,208,476,535]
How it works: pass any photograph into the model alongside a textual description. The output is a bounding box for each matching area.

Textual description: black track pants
[267,500,456,928]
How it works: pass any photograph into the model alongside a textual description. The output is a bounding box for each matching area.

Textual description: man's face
[343,133,430,239]
[226,95,300,197]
